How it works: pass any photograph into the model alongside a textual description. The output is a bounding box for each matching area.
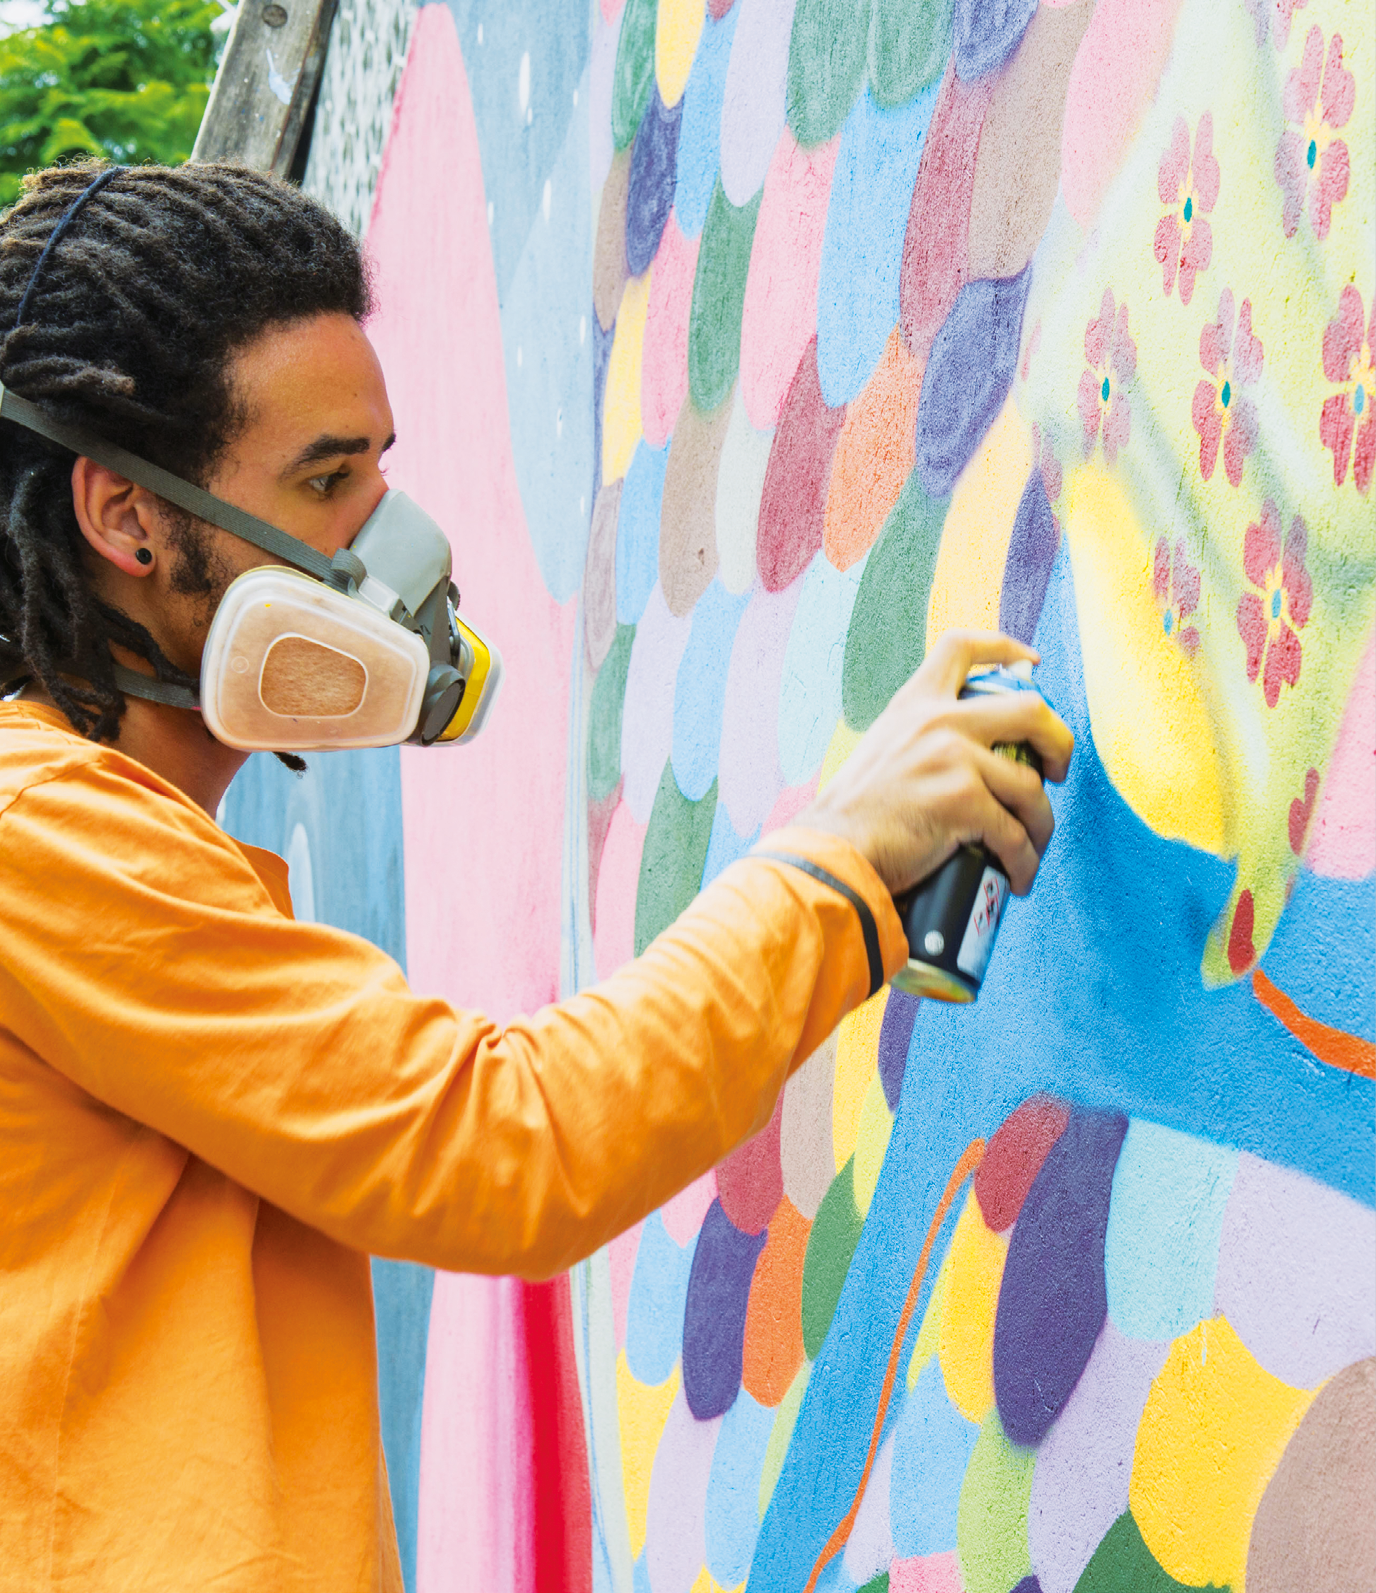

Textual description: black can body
[891,665,1045,1003]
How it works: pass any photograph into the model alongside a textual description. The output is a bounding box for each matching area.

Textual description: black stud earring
[135,548,153,566]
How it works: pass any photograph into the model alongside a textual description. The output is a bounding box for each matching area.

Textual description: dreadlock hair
[0,160,370,750]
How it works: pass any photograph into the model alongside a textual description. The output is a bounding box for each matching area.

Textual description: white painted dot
[579,495,586,516]
[542,177,551,221]
[516,345,523,369]
[579,315,587,345]
[923,930,945,957]
[526,106,533,126]
[572,87,578,107]
[476,21,482,43]
[487,200,494,226]
[518,51,530,116]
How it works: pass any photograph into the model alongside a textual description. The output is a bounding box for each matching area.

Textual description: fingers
[975,745,1055,860]
[948,694,1076,783]
[916,628,1040,697]
[962,781,1042,895]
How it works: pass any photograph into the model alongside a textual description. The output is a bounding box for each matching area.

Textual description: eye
[307,468,349,496]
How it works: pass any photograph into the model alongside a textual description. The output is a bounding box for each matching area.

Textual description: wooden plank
[192,0,339,174]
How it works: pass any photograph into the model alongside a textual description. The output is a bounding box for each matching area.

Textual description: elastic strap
[0,383,339,585]
[14,166,125,329]
[754,850,885,1000]
[111,665,200,711]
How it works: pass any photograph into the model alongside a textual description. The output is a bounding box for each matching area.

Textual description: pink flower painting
[1275,27,1355,240]
[1153,537,1201,656]
[1319,284,1375,492]
[1154,114,1219,305]
[1077,289,1136,466]
[1192,288,1263,486]
[1236,500,1312,708]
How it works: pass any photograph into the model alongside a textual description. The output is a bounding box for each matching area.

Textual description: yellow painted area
[616,1350,680,1560]
[852,1069,894,1218]
[1060,465,1227,855]
[938,1190,1009,1423]
[832,986,888,1173]
[1130,1317,1314,1591]
[926,399,1032,650]
[655,0,704,107]
[688,1569,740,1593]
[602,268,652,484]
[907,1239,954,1390]
[818,715,863,790]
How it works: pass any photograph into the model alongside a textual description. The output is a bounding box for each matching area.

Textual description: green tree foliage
[0,0,222,205]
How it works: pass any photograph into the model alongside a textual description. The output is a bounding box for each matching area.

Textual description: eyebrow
[283,432,396,475]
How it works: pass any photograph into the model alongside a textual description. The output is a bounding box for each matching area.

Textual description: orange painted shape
[742,1196,812,1407]
[1252,969,1376,1080]
[823,329,925,572]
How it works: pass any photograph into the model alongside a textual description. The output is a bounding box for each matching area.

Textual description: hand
[800,630,1074,897]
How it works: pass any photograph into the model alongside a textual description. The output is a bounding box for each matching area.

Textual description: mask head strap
[0,383,347,587]
[14,166,126,330]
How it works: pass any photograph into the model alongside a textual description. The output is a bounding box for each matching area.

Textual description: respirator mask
[0,384,501,751]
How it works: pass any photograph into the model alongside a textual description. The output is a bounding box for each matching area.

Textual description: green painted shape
[687,178,762,413]
[787,0,872,147]
[611,0,658,152]
[957,1407,1036,1593]
[587,623,635,801]
[858,1577,890,1593]
[801,1156,865,1359]
[841,470,949,731]
[869,0,953,108]
[1074,1512,1229,1593]
[759,1360,811,1520]
[634,763,718,956]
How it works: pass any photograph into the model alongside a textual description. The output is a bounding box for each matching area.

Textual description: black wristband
[754,850,885,1000]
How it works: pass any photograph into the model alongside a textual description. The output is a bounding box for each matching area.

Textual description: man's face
[90,312,397,678]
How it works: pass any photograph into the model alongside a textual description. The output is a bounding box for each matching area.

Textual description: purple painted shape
[682,1198,769,1419]
[993,1109,1129,1448]
[954,0,1038,81]
[627,84,683,278]
[915,265,1031,498]
[1214,1151,1376,1390]
[645,1384,723,1593]
[1027,1319,1169,1593]
[720,0,799,206]
[718,577,803,835]
[1010,1580,1043,1593]
[592,304,616,503]
[877,988,920,1110]
[999,469,1060,647]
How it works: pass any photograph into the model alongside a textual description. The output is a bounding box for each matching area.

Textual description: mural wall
[222,0,1375,1588]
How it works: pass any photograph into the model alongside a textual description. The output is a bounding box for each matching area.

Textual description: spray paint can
[890,663,1045,1003]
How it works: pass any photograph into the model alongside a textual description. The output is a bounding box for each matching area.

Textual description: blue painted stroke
[705,1388,775,1584]
[747,543,1373,1588]
[672,580,752,801]
[889,1358,979,1559]
[673,7,738,239]
[953,0,1037,82]
[816,82,938,408]
[616,438,671,623]
[625,1210,697,1386]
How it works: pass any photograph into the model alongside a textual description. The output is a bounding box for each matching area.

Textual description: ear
[70,456,162,576]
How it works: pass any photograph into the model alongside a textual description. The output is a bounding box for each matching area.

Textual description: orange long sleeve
[0,702,905,1590]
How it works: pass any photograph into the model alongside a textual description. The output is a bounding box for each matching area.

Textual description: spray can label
[955,865,1009,982]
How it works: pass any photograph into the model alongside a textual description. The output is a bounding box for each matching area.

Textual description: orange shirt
[0,701,906,1590]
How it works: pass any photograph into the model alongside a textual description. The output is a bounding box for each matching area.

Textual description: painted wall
[223,0,1375,1588]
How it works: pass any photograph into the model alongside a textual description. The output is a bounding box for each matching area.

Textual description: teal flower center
[1271,589,1282,620]
[1221,380,1232,407]
[1307,139,1318,169]
[1356,383,1367,415]
[1101,376,1111,402]
[1183,195,1193,223]
[1163,610,1174,634]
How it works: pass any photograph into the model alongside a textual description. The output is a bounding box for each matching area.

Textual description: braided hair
[0,160,370,743]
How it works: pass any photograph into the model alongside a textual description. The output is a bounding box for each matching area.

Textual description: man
[0,162,1072,1589]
